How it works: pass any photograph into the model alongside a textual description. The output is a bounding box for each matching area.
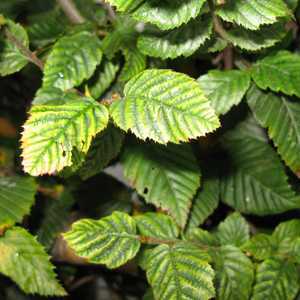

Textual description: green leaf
[21,92,109,176]
[135,212,179,239]
[185,177,219,232]
[143,289,155,300]
[102,16,137,59]
[273,219,300,243]
[0,20,29,76]
[198,70,250,115]
[89,60,120,100]
[269,220,300,259]
[242,234,276,260]
[247,85,300,174]
[216,0,290,30]
[0,0,26,19]
[37,189,74,250]
[42,31,102,91]
[288,238,300,264]
[216,212,250,247]
[31,86,66,105]
[0,227,66,296]
[284,0,299,10]
[0,176,36,231]
[122,142,200,228]
[132,0,206,30]
[27,10,67,47]
[63,212,141,268]
[137,16,213,59]
[251,51,300,97]
[144,243,215,300]
[197,37,228,54]
[220,118,300,215]
[185,228,219,247]
[214,245,254,300]
[225,22,287,51]
[78,125,124,180]
[252,258,300,300]
[110,69,220,144]
[119,47,147,82]
[106,0,144,12]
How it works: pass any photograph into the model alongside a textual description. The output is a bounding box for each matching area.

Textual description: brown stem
[139,236,178,246]
[57,0,85,24]
[212,15,230,42]
[4,28,44,70]
[223,45,233,70]
[208,0,228,40]
[99,0,116,22]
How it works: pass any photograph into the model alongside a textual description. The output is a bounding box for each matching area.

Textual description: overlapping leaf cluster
[0,0,300,299]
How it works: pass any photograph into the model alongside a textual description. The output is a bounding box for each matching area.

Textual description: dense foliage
[0,0,300,299]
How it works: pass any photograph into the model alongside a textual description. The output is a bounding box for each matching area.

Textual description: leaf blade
[43,31,102,91]
[110,69,220,144]
[0,227,66,296]
[21,92,109,176]
[64,212,141,268]
[144,243,215,300]
[122,142,201,228]
[0,176,36,231]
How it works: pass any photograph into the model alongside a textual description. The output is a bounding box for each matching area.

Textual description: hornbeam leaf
[143,289,155,300]
[132,0,206,30]
[122,142,200,228]
[119,47,147,82]
[220,117,300,215]
[43,31,102,91]
[242,234,277,260]
[78,125,125,180]
[198,70,251,115]
[137,16,213,59]
[251,51,300,97]
[216,212,250,247]
[272,219,300,256]
[37,189,74,250]
[102,16,137,59]
[0,176,36,231]
[144,243,215,300]
[63,212,141,268]
[27,10,67,47]
[0,20,29,76]
[21,91,109,176]
[186,228,219,247]
[89,60,120,99]
[105,0,144,12]
[252,258,300,300]
[273,219,300,243]
[135,212,179,239]
[225,22,287,51]
[110,69,220,144]
[247,85,300,173]
[185,177,220,232]
[216,0,290,30]
[0,227,66,296]
[284,0,298,10]
[214,245,254,300]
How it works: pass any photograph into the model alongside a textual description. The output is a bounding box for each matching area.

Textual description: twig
[4,28,44,70]
[208,0,234,69]
[139,236,178,246]
[99,0,116,22]
[223,45,233,70]
[57,0,85,24]
[212,15,230,42]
